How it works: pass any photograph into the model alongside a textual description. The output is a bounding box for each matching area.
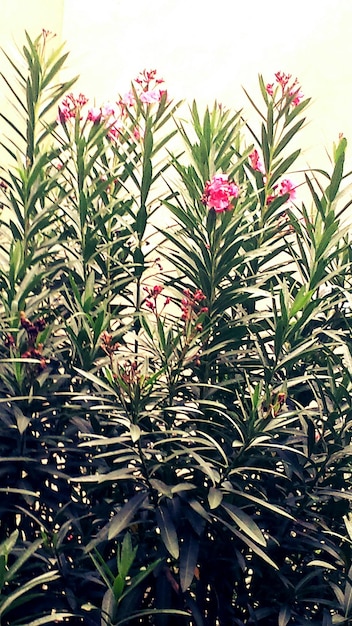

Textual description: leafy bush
[0,31,352,626]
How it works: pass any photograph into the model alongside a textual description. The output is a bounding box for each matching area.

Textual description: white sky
[1,0,352,172]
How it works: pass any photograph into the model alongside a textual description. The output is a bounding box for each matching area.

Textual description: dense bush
[0,30,352,625]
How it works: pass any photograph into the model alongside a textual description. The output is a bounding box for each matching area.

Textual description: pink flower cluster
[181,288,208,330]
[58,93,89,122]
[266,72,304,107]
[19,312,47,371]
[58,93,128,141]
[249,149,265,174]
[134,69,167,104]
[100,331,120,356]
[58,69,166,142]
[267,178,296,205]
[201,174,239,213]
[143,284,170,312]
[88,102,124,140]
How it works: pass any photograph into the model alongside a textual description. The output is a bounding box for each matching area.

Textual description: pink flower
[97,103,123,141]
[267,72,304,107]
[290,88,304,106]
[275,71,292,88]
[132,69,167,104]
[58,92,89,123]
[58,105,71,123]
[135,69,164,89]
[180,288,207,323]
[140,89,163,104]
[266,83,274,97]
[121,91,136,107]
[201,174,239,213]
[267,178,296,206]
[101,102,118,118]
[249,149,265,174]
[107,119,122,141]
[87,107,101,123]
[279,178,296,200]
[193,289,207,303]
[143,284,170,314]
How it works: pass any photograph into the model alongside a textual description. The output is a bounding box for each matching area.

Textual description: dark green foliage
[0,32,352,626]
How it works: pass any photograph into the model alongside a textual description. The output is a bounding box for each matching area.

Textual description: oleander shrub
[0,30,352,626]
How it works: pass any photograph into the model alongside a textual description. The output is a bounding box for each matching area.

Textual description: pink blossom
[275,72,292,88]
[101,102,118,118]
[133,69,167,104]
[266,83,274,97]
[106,119,122,141]
[249,149,265,174]
[201,174,239,213]
[135,69,164,89]
[58,92,89,123]
[143,284,170,314]
[140,89,163,104]
[87,107,101,123]
[86,101,124,141]
[279,178,296,200]
[181,288,207,322]
[121,91,136,107]
[267,72,304,107]
[290,88,304,106]
[97,103,123,141]
[193,289,207,303]
[58,105,71,123]
[267,178,296,206]
[133,126,141,140]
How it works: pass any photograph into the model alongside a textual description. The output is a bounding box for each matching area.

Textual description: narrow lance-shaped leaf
[155,504,179,559]
[179,530,200,592]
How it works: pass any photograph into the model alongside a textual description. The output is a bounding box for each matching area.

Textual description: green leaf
[261,123,270,171]
[221,502,266,546]
[133,246,145,277]
[343,513,352,542]
[270,149,300,185]
[0,571,61,617]
[13,615,75,626]
[108,492,147,541]
[227,525,279,570]
[141,159,152,207]
[278,605,291,626]
[7,538,42,582]
[179,531,199,592]
[119,558,162,603]
[0,530,19,557]
[273,119,304,158]
[289,285,313,318]
[156,504,179,559]
[208,486,223,510]
[115,609,190,626]
[327,139,346,202]
[135,204,147,238]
